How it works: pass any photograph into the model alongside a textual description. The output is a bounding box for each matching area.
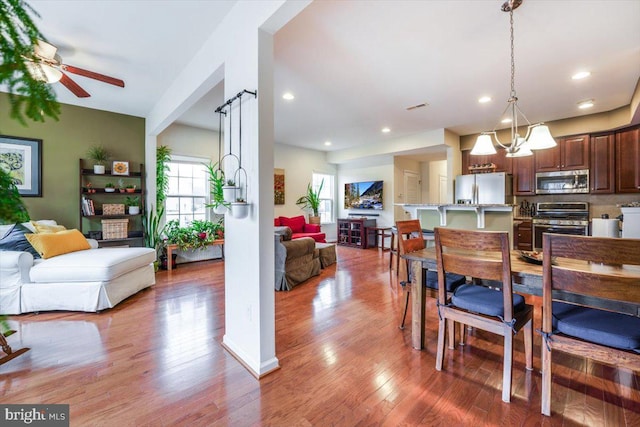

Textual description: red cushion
[280,215,305,234]
[292,232,326,243]
[274,218,281,226]
[304,223,321,233]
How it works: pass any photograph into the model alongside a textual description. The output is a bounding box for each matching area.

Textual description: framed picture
[274,168,285,205]
[0,135,42,197]
[112,161,129,176]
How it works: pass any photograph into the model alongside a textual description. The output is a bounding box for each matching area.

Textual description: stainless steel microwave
[535,169,589,194]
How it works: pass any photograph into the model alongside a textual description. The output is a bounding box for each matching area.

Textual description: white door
[404,170,420,204]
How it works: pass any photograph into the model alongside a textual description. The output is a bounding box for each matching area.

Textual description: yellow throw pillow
[25,229,91,259]
[31,221,67,233]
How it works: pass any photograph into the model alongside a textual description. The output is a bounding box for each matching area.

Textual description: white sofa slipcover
[0,221,156,314]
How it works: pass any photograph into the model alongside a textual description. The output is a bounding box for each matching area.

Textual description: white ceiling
[7,1,640,154]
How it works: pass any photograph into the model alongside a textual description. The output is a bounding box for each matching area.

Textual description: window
[313,172,334,224]
[165,158,209,227]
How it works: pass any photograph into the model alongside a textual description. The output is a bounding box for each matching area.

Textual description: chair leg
[447,319,455,349]
[459,323,466,346]
[502,331,514,403]
[524,318,533,371]
[435,315,446,371]
[399,284,410,329]
[541,337,552,416]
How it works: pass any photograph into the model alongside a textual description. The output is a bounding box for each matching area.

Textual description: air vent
[406,102,429,111]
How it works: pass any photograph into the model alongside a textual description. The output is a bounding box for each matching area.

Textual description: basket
[103,203,125,215]
[101,219,128,240]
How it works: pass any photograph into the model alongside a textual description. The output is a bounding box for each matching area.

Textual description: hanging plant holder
[213,89,257,220]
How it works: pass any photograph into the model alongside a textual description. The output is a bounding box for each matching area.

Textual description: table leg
[411,259,426,350]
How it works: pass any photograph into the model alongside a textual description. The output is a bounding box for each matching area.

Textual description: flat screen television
[344,180,383,210]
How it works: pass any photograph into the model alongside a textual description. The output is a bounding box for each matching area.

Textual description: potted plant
[87,145,109,174]
[230,197,249,219]
[296,179,324,225]
[125,184,136,193]
[125,196,140,215]
[222,179,238,204]
[104,182,115,193]
[118,178,126,193]
[204,162,228,215]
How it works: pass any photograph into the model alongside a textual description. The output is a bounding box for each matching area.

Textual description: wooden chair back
[540,233,640,415]
[395,220,425,256]
[434,227,514,320]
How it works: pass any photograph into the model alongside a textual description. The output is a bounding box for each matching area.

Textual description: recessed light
[324,141,332,146]
[572,71,591,80]
[282,92,295,100]
[478,96,492,104]
[381,127,391,133]
[578,99,594,109]
[501,117,512,124]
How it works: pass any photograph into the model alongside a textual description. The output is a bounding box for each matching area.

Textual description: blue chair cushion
[451,284,526,317]
[552,302,640,352]
[425,270,466,292]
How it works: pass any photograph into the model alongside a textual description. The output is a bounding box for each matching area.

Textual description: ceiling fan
[26,39,125,98]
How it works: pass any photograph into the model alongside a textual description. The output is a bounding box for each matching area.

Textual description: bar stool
[389,226,399,275]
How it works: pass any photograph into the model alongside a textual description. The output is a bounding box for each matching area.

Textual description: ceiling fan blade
[62,65,125,88]
[60,72,91,98]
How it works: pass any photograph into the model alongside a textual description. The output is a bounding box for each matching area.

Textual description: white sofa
[0,221,156,314]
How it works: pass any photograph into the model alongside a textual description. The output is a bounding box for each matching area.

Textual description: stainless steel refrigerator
[455,172,513,204]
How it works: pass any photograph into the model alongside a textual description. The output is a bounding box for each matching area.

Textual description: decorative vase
[94,165,105,174]
[128,206,140,215]
[230,202,249,219]
[222,186,237,204]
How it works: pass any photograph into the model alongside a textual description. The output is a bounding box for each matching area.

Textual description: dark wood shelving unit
[337,218,377,248]
[79,159,145,247]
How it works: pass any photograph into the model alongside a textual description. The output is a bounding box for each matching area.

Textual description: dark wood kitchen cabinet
[462,149,512,175]
[513,219,532,251]
[512,155,535,195]
[535,134,589,172]
[590,133,615,194]
[615,127,640,193]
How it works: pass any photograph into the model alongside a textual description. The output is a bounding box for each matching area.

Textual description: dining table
[402,247,640,350]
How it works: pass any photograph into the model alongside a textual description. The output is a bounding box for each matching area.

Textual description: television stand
[337,218,376,248]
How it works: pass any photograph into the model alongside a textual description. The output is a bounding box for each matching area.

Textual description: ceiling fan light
[34,39,58,61]
[471,133,497,155]
[41,65,62,83]
[527,124,557,150]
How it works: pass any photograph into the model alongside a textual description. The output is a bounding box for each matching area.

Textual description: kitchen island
[395,203,515,243]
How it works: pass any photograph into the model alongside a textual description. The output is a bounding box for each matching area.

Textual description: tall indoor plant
[144,145,172,263]
[295,179,324,225]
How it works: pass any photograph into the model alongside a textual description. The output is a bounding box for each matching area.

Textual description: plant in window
[296,179,324,224]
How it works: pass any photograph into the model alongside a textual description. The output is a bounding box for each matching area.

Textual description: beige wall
[157,123,219,161]
[0,93,145,228]
[274,143,336,220]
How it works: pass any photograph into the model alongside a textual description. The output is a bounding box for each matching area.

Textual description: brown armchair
[275,226,321,291]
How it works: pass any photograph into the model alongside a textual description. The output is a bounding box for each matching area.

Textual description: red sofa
[274,215,326,243]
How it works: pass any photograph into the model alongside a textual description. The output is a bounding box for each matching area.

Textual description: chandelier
[471,0,556,158]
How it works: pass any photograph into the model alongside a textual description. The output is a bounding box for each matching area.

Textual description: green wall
[0,93,145,228]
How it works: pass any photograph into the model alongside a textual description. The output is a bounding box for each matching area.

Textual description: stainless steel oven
[532,202,589,250]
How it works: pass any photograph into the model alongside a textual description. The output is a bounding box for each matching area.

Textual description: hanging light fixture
[471,0,556,157]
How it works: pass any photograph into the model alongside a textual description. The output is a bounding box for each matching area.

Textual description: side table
[369,226,392,251]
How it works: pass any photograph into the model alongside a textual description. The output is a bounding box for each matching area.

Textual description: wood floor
[1,246,638,426]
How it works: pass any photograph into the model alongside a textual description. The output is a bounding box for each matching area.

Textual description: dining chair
[395,220,465,331]
[434,227,533,403]
[540,234,640,416]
